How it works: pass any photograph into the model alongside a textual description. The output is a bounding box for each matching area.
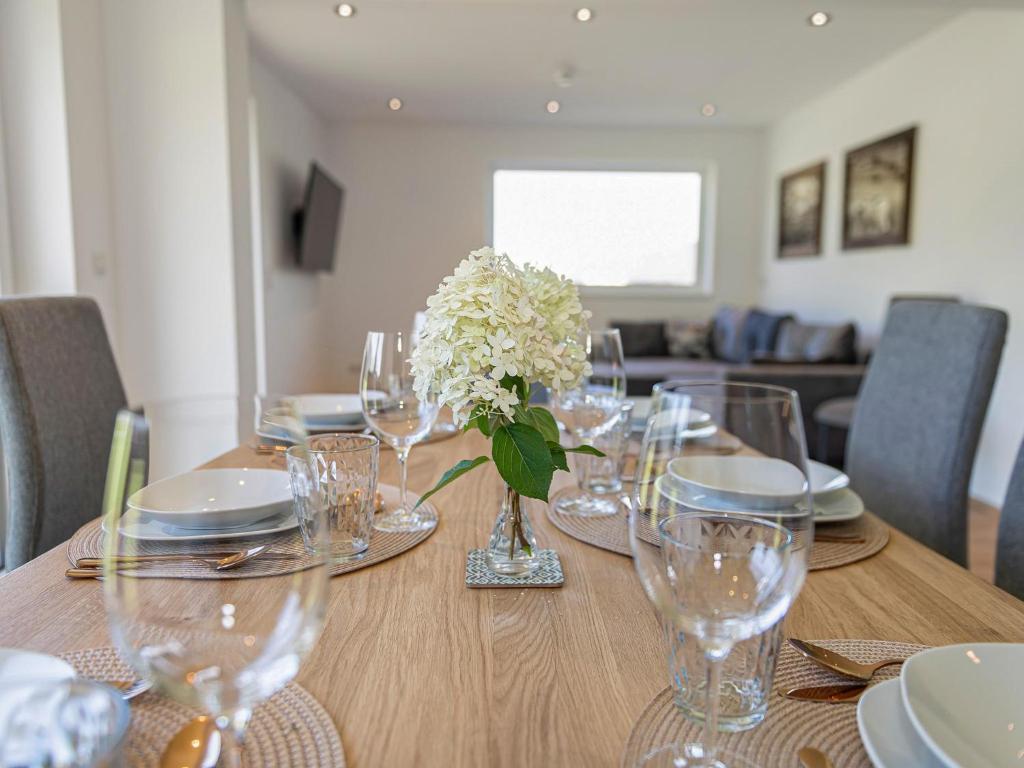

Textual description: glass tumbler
[580,400,635,496]
[288,433,379,562]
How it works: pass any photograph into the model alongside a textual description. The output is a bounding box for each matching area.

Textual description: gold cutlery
[254,443,289,454]
[782,683,868,703]
[789,639,904,681]
[160,715,221,768]
[109,678,153,700]
[797,746,835,768]
[75,545,274,571]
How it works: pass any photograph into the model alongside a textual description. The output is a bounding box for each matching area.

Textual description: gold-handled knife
[782,683,868,703]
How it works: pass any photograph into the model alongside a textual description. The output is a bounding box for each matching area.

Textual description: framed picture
[842,126,917,249]
[778,161,825,259]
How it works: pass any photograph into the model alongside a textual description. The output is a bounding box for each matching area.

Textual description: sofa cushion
[775,319,857,363]
[665,320,711,358]
[610,321,669,357]
[742,310,793,358]
[709,306,750,363]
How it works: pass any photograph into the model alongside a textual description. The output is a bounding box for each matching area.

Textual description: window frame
[487,159,717,298]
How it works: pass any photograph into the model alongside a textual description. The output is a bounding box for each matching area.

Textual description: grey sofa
[612,308,866,460]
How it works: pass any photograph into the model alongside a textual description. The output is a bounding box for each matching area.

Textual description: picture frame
[842,126,917,249]
[778,161,826,259]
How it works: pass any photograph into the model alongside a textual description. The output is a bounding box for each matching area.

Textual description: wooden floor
[969,497,1001,582]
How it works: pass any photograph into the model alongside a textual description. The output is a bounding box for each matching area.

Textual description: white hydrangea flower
[411,247,592,425]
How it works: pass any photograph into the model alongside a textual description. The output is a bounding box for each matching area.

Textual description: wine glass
[102,400,329,768]
[627,382,812,767]
[360,331,440,532]
[550,328,627,516]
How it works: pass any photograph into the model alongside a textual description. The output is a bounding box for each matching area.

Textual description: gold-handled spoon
[789,639,905,682]
[797,746,835,768]
[160,716,221,768]
[782,683,868,703]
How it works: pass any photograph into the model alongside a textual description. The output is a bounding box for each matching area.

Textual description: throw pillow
[741,310,794,359]
[709,306,750,363]
[665,320,711,358]
[775,320,857,363]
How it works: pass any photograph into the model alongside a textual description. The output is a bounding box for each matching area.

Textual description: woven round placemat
[551,502,888,571]
[59,647,344,767]
[622,639,927,768]
[66,484,436,579]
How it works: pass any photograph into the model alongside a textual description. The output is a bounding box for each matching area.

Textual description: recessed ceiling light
[546,100,561,114]
[335,3,356,18]
[700,103,717,117]
[808,11,830,27]
[575,8,593,22]
[388,97,403,111]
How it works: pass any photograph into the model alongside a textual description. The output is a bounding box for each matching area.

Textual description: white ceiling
[247,0,1018,127]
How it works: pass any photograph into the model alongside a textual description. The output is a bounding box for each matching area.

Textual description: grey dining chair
[845,301,1007,566]
[0,297,129,570]
[995,441,1024,600]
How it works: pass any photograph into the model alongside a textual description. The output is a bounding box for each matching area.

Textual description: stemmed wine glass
[103,400,329,768]
[360,331,440,532]
[550,328,627,516]
[627,382,813,767]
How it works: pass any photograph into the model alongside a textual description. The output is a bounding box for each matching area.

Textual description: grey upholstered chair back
[846,301,1007,566]
[996,441,1024,600]
[0,297,127,570]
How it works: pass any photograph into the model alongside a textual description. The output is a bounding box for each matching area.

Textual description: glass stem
[216,708,252,768]
[395,445,411,513]
[701,650,726,767]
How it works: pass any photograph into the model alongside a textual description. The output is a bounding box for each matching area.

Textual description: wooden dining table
[2,429,1024,767]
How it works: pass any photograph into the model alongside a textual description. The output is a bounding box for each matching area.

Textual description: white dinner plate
[858,679,944,768]
[631,397,712,433]
[667,455,806,510]
[812,488,864,523]
[901,643,1024,768]
[808,460,850,495]
[106,508,299,542]
[285,393,364,427]
[128,469,293,530]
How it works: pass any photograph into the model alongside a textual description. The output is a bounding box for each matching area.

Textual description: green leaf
[491,423,555,502]
[414,456,490,508]
[499,374,529,403]
[516,406,560,443]
[547,442,569,472]
[562,443,606,457]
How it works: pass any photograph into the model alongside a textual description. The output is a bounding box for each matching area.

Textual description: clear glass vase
[486,484,541,577]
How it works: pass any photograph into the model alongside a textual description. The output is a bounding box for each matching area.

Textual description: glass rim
[289,433,380,455]
[653,380,799,404]
[657,509,795,554]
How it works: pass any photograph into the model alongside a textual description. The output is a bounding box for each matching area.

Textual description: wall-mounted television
[293,162,343,272]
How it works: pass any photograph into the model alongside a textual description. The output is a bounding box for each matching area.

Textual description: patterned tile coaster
[465,548,564,588]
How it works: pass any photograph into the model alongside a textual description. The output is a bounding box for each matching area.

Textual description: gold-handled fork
[67,545,283,578]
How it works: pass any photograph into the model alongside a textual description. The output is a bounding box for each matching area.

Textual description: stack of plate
[630,396,715,437]
[858,643,1024,767]
[258,394,366,443]
[113,468,298,542]
[664,455,864,523]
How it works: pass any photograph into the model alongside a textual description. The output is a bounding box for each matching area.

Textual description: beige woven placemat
[66,484,436,579]
[622,639,927,768]
[551,503,888,571]
[60,647,345,767]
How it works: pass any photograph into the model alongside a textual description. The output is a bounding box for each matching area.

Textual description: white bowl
[808,460,850,495]
[901,643,1024,768]
[127,468,293,530]
[285,393,364,427]
[666,455,807,510]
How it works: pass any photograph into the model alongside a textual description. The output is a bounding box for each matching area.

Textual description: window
[492,168,707,292]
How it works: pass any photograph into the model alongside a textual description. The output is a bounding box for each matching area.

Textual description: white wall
[325,121,766,385]
[0,0,76,295]
[760,10,1024,504]
[251,57,336,394]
